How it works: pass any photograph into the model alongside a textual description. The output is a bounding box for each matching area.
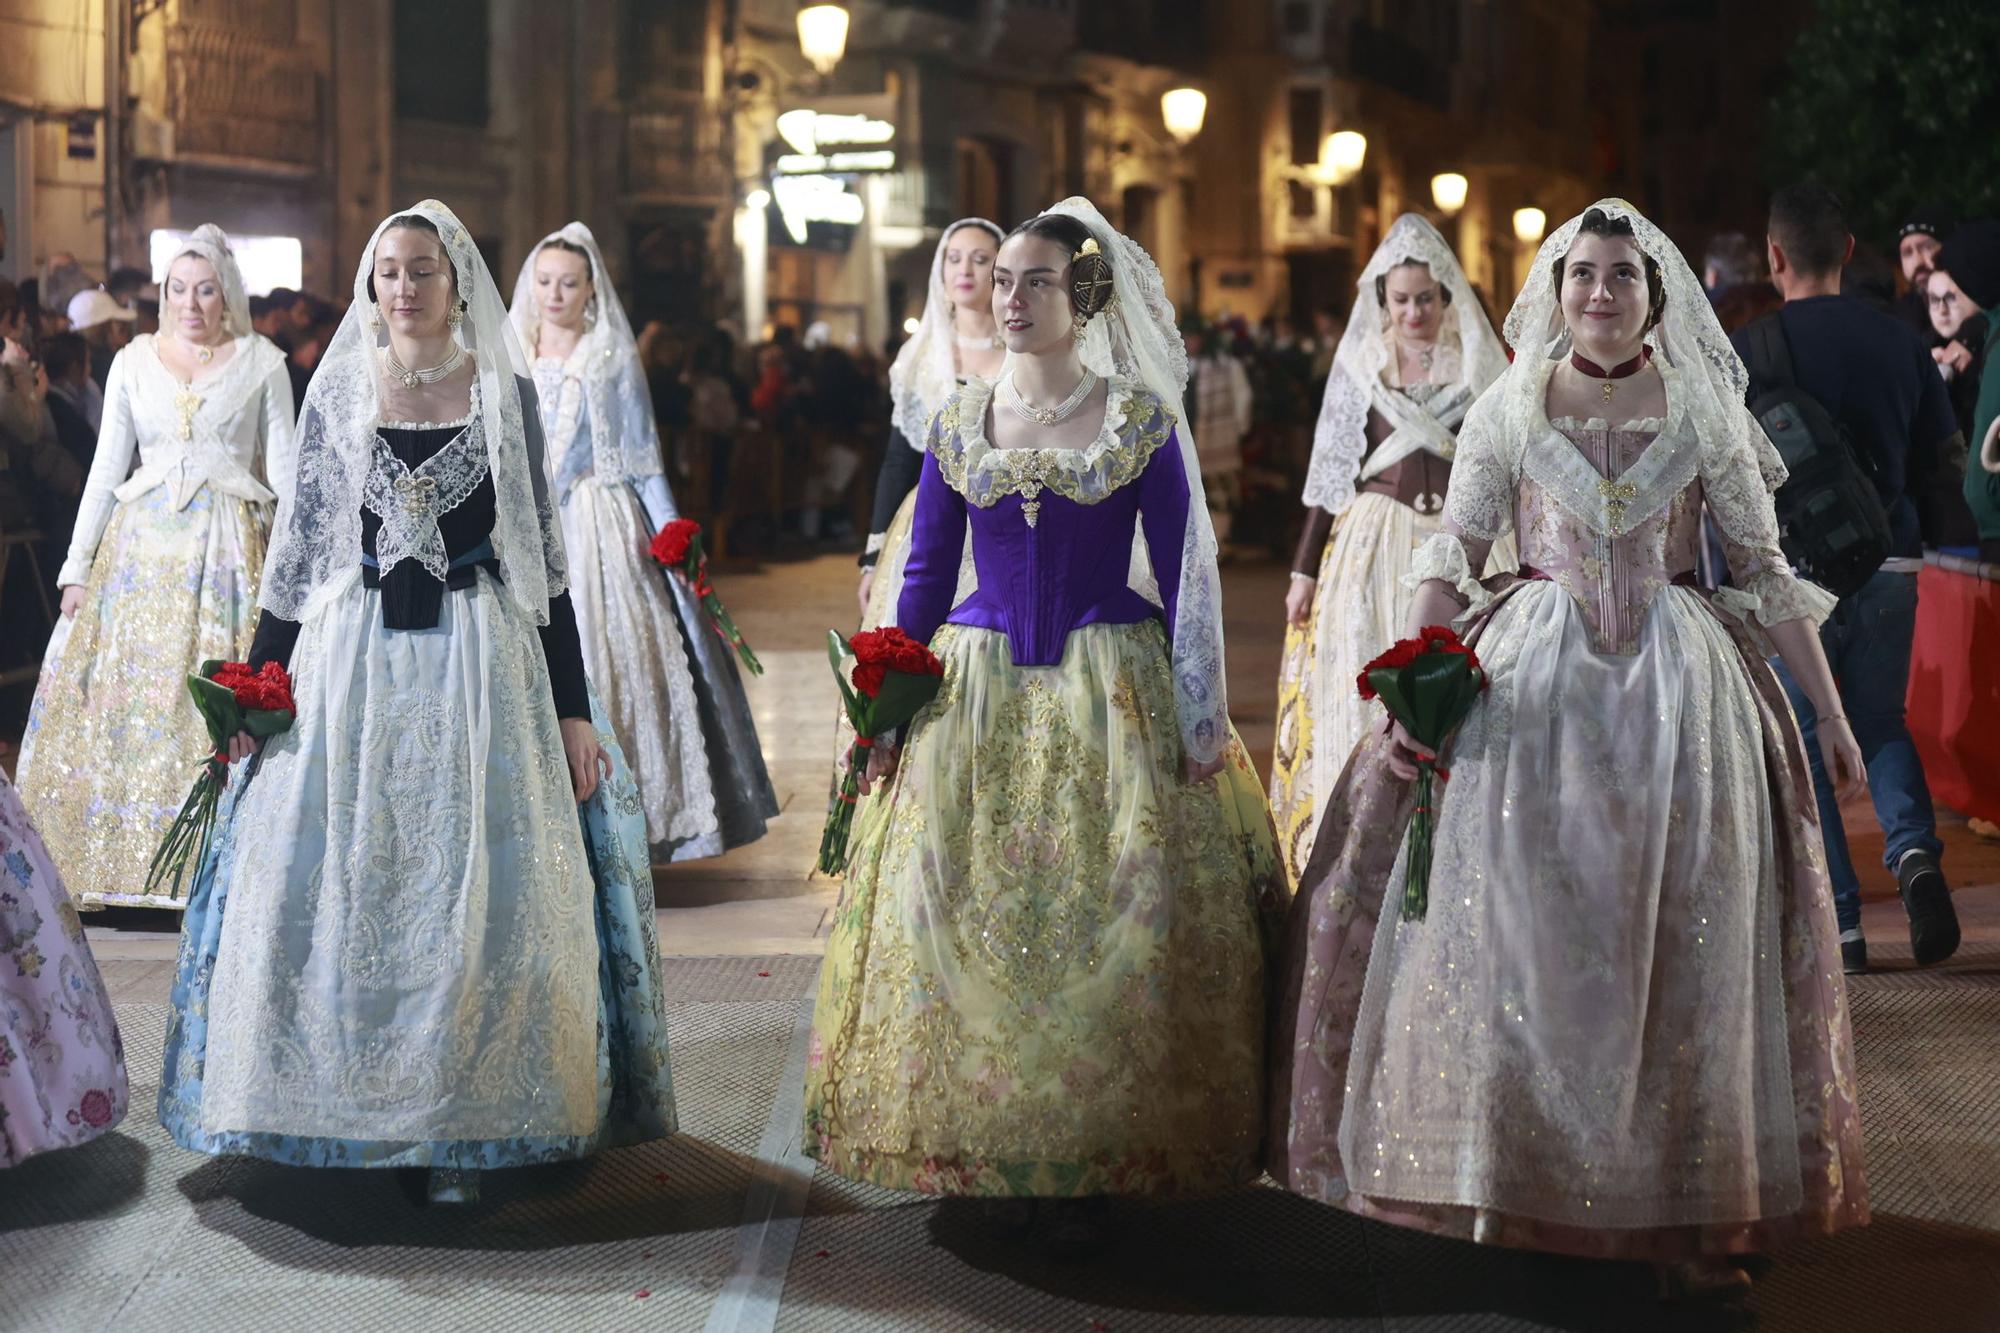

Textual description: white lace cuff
[1404,531,1492,619]
[1713,568,1838,629]
[864,531,888,557]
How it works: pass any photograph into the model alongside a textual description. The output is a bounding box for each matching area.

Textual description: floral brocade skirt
[1,772,128,1167]
[805,619,1286,1197]
[17,487,267,909]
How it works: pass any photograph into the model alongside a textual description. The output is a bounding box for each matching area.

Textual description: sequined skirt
[805,619,1285,1197]
[16,487,267,910]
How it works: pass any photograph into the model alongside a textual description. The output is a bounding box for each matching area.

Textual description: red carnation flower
[852,661,888,699]
[649,518,701,567]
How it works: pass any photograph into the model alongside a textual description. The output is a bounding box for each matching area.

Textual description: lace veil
[888,218,1004,451]
[261,199,565,624]
[508,221,666,484]
[167,224,253,339]
[1020,197,1227,763]
[1481,197,1784,487]
[1302,213,1506,513]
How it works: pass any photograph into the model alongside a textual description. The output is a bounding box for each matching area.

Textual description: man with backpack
[1733,183,1967,975]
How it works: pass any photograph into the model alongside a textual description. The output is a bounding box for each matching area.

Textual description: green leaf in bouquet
[186,672,243,747]
[241,707,297,739]
[867,667,944,730]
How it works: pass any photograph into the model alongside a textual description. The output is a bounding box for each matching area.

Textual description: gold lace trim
[932,379,1176,511]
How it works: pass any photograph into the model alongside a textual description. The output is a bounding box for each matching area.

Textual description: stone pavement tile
[777,1188,1377,1333]
[1,1007,191,1282]
[2,990,802,1331]
[6,1272,145,1332]
[113,1273,713,1333]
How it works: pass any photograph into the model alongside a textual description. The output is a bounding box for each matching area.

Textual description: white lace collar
[933,374,1177,508]
[1521,357,1698,538]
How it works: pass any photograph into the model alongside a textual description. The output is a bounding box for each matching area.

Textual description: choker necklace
[1001,369,1097,426]
[383,342,467,390]
[955,330,1003,351]
[1570,347,1650,404]
[176,330,217,364]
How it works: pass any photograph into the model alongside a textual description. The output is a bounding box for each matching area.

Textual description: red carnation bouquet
[649,518,762,675]
[1358,624,1488,922]
[818,627,945,874]
[145,659,298,897]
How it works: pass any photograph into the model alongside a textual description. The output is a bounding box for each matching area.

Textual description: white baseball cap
[66,288,138,331]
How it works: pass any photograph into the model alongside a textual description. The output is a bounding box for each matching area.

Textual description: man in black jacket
[1736,184,1966,975]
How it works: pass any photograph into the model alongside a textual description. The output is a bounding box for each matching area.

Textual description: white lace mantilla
[362,415,490,583]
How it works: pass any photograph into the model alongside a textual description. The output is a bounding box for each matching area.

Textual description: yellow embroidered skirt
[805,619,1283,1197]
[17,487,267,909]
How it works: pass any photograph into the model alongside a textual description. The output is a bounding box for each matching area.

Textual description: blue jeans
[1771,569,1943,933]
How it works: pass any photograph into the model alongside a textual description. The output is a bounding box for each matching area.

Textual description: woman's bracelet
[1818,712,1849,727]
[1288,571,1317,585]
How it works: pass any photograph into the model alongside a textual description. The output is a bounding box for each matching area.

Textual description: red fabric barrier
[1907,561,2000,824]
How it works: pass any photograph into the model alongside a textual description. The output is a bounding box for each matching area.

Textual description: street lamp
[1512,207,1546,244]
[1431,172,1468,215]
[1319,130,1367,185]
[1161,87,1208,145]
[797,4,850,76]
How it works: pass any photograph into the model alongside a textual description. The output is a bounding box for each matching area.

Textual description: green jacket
[1967,318,2000,542]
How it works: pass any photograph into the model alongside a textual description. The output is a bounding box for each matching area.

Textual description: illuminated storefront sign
[764,97,898,245]
[774,149,896,175]
[772,173,865,244]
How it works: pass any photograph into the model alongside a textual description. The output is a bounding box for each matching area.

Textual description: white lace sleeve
[1441,387,1514,544]
[1702,405,1838,628]
[1405,530,1492,621]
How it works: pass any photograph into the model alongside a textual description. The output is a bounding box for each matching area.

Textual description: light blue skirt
[159,576,675,1170]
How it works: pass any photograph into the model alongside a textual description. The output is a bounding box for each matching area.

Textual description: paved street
[9,552,2000,1331]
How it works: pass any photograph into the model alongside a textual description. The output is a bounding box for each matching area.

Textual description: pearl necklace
[1001,369,1097,426]
[954,330,1003,351]
[383,342,467,390]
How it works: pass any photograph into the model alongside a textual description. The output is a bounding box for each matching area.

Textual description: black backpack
[1738,313,1891,599]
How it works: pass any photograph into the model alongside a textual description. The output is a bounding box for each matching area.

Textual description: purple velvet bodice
[895,379,1188,666]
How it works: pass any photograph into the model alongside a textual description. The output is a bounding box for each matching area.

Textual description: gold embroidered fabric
[805,620,1284,1197]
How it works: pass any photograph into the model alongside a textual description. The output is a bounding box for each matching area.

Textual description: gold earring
[448,303,464,329]
[1072,310,1089,341]
[368,302,381,331]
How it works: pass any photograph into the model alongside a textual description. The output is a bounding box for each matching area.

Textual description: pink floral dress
[1270,356,1868,1259]
[2,770,128,1166]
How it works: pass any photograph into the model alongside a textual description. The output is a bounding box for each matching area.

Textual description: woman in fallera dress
[804,199,1283,1248]
[856,217,1006,621]
[17,225,295,910]
[511,222,776,861]
[158,200,675,1205]
[1270,200,1869,1297]
[834,218,1007,785]
[1268,214,1509,882]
